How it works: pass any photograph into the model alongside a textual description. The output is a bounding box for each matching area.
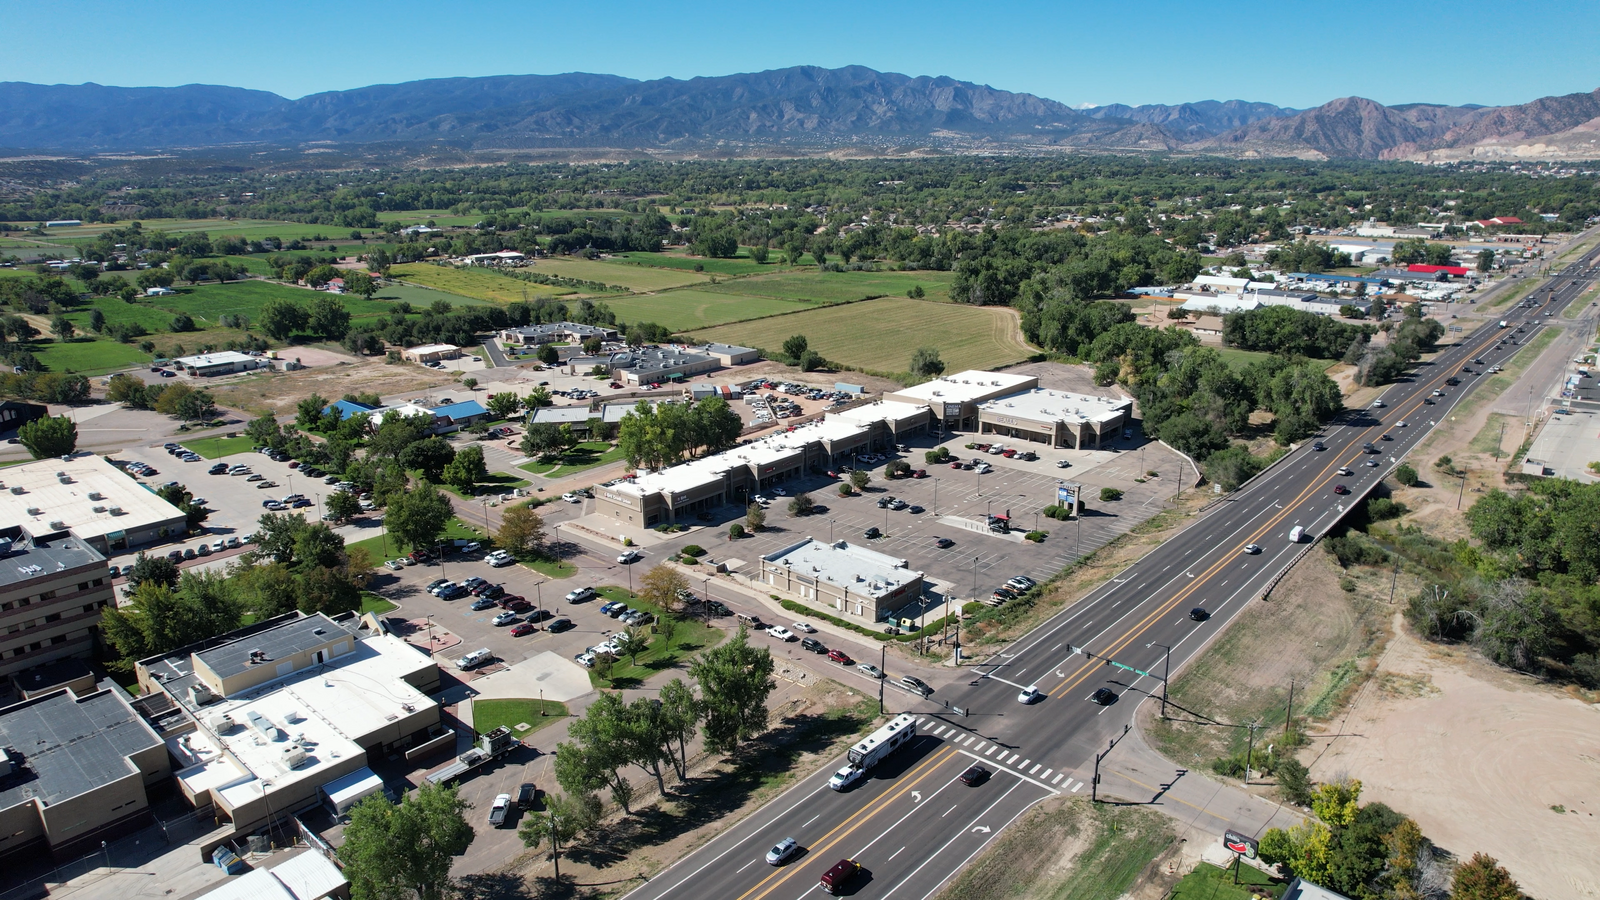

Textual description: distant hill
[2,69,1599,160]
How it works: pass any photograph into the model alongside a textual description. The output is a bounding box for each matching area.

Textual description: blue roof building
[430,400,488,425]
[324,399,381,421]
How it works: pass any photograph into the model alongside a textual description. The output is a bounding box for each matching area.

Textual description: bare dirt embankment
[1307,619,1600,900]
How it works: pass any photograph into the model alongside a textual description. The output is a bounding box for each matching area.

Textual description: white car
[384,559,405,571]
[211,540,227,552]
[792,621,816,633]
[1372,400,1386,408]
[1396,420,1408,427]
[562,492,581,503]
[617,550,641,564]
[766,625,796,641]
[828,765,866,791]
[487,551,514,567]
[753,495,772,507]
[575,652,596,669]
[1055,459,1071,468]
[1018,685,1044,704]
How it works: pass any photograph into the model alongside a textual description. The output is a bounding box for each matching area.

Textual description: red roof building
[1407,264,1470,276]
[1475,216,1523,227]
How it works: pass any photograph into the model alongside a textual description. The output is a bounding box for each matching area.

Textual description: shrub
[1394,463,1418,486]
[681,544,707,557]
[925,447,950,464]
[838,483,853,497]
[622,536,634,547]
[1100,487,1123,502]
[1024,530,1047,543]
[961,601,986,616]
[1340,577,1357,593]
[728,523,746,539]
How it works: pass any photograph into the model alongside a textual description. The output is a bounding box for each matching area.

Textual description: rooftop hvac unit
[8,487,22,495]
[108,506,123,515]
[207,713,236,733]
[54,472,65,478]
[57,475,72,484]
[281,746,308,769]
[284,708,302,724]
[92,506,107,514]
[88,492,103,501]
[188,682,215,705]
[25,507,40,516]
[48,521,65,531]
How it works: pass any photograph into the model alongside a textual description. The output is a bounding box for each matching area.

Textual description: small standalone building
[759,539,924,624]
[977,388,1132,449]
[172,351,265,377]
[402,343,460,363]
[0,681,170,860]
[428,400,488,430]
[886,370,1038,433]
[697,343,760,366]
[609,347,720,385]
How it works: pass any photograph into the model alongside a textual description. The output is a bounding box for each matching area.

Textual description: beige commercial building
[0,453,187,555]
[133,612,441,838]
[596,403,930,528]
[0,681,170,860]
[402,343,460,363]
[977,388,1132,449]
[758,539,924,624]
[0,530,114,680]
[886,370,1038,433]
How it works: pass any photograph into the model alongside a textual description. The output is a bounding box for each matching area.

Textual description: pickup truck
[488,793,512,828]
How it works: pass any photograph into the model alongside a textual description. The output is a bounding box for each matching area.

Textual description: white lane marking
[888,846,906,861]
[943,804,958,818]
[902,781,1045,900]
[803,814,819,828]
[737,859,756,873]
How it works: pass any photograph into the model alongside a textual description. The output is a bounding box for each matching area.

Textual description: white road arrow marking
[912,791,923,803]
[971,825,991,834]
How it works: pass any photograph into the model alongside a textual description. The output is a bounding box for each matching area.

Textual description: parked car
[565,587,597,603]
[899,675,933,697]
[767,625,796,641]
[827,648,853,665]
[934,536,954,548]
[800,637,826,653]
[792,621,817,633]
[857,663,885,679]
[471,597,499,611]
[510,622,536,637]
[492,611,519,627]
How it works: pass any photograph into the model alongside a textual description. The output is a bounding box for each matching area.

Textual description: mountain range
[4,66,1600,161]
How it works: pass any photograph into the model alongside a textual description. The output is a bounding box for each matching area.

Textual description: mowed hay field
[689,297,1035,374]
[605,289,802,331]
[392,263,571,303]
[704,270,956,304]
[533,256,710,292]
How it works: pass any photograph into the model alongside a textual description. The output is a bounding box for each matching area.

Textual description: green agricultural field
[64,295,179,334]
[391,263,571,303]
[29,337,152,375]
[535,256,709,291]
[703,270,957,304]
[606,289,803,331]
[165,280,398,325]
[689,297,1035,375]
[370,282,491,309]
[610,250,779,276]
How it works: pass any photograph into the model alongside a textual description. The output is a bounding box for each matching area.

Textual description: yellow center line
[1048,319,1513,701]
[733,746,960,900]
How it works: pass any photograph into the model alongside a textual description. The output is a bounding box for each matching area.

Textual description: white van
[456,647,493,670]
[1288,526,1305,543]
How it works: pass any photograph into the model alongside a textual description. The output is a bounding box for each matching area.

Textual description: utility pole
[972,556,979,594]
[1456,472,1468,510]
[1146,641,1172,718]
[1387,557,1401,604]
[1284,679,1295,740]
[1092,724,1131,803]
[1244,721,1262,785]
[878,644,886,714]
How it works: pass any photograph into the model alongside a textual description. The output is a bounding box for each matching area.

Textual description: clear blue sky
[6,0,1596,109]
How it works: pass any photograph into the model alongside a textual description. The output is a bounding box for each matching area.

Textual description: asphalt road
[622,245,1600,900]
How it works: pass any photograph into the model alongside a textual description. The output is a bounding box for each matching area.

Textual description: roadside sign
[1223,830,1258,859]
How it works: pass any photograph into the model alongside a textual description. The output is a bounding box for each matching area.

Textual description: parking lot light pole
[932,478,938,515]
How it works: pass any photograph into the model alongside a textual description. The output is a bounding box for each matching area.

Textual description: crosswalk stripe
[985,745,998,756]
[974,742,987,753]
[1029,764,1041,775]
[962,735,975,746]
[1019,759,1031,770]
[1040,768,1051,780]
[1051,773,1064,785]
[1007,753,1020,764]
[1072,781,1083,793]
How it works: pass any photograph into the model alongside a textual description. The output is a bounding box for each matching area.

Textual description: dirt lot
[1307,620,1600,900]
[206,352,458,415]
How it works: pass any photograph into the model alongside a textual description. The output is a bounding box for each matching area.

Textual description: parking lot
[571,430,1188,606]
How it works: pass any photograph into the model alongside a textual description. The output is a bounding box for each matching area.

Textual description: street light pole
[1146,641,1172,718]
[878,643,886,714]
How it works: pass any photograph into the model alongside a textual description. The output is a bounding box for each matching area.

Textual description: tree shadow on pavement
[563,706,872,871]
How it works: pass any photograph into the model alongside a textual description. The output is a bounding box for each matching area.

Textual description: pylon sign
[1223,830,1258,859]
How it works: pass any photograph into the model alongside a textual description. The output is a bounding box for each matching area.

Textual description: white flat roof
[196,634,434,807]
[891,370,1036,405]
[611,417,868,498]
[0,453,184,543]
[174,350,257,367]
[763,539,921,600]
[406,343,458,354]
[831,400,929,427]
[980,388,1131,427]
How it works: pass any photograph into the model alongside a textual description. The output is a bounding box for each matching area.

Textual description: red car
[510,622,535,637]
[502,597,532,612]
[288,460,301,469]
[911,469,927,478]
[1001,449,1017,458]
[950,461,963,469]
[827,648,853,665]
[1333,484,1350,495]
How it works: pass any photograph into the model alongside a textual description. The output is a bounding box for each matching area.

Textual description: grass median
[470,698,568,738]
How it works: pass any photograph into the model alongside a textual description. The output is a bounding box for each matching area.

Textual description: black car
[706,600,731,617]
[1189,607,1210,622]
[1091,688,1118,706]
[958,764,990,786]
[800,637,826,653]
[1312,441,1325,451]
[935,537,954,548]
[517,782,538,810]
[546,617,574,633]
[864,526,881,539]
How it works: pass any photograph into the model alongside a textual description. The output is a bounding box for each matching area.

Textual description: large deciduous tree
[342,782,474,900]
[688,625,775,754]
[18,414,76,459]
